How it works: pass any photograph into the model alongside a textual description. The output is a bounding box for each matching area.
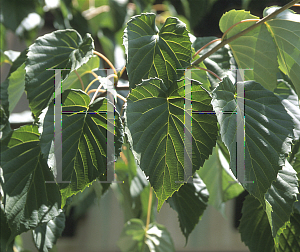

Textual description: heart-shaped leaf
[25,29,94,117]
[212,77,294,201]
[126,77,217,210]
[40,89,123,206]
[1,125,61,240]
[263,7,300,96]
[239,195,275,252]
[123,13,191,89]
[219,10,278,91]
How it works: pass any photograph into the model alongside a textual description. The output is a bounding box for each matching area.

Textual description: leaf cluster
[1,0,300,252]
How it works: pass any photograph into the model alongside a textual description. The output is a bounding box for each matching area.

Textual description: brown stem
[74,70,85,91]
[82,5,110,20]
[221,19,259,40]
[192,38,221,59]
[145,186,153,232]
[87,89,106,95]
[88,70,99,80]
[192,0,300,66]
[93,51,118,76]
[85,78,99,93]
[118,66,126,79]
[194,66,222,81]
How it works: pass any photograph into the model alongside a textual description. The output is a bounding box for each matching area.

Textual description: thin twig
[93,51,118,76]
[192,38,221,59]
[87,89,106,95]
[85,78,100,93]
[145,187,153,232]
[221,19,259,40]
[192,0,300,66]
[193,66,222,81]
[88,70,99,80]
[119,66,126,79]
[74,70,85,91]
[82,5,110,20]
[116,94,127,103]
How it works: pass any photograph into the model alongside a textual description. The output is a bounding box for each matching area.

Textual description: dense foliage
[1,0,300,251]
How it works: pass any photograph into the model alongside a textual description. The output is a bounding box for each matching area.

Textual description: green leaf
[7,63,26,114]
[0,24,6,51]
[1,49,27,116]
[212,78,294,202]
[265,160,298,237]
[264,7,300,97]
[198,146,244,216]
[126,78,218,210]
[0,105,11,140]
[62,55,100,92]
[0,207,14,252]
[25,29,94,117]
[40,89,123,206]
[293,148,300,180]
[189,48,211,91]
[189,63,211,92]
[123,13,191,89]
[32,211,65,252]
[275,213,300,252]
[219,10,278,91]
[166,173,209,243]
[117,218,175,252]
[0,125,61,239]
[273,80,300,140]
[239,195,275,252]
